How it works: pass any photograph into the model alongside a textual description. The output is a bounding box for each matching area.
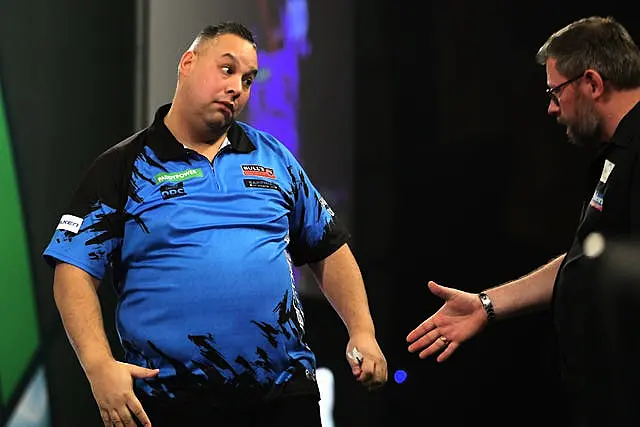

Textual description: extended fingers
[99,395,149,427]
[407,328,443,354]
[109,409,124,426]
[408,328,457,361]
[124,396,150,426]
[100,409,111,427]
[430,340,459,363]
[406,319,435,342]
[128,403,152,427]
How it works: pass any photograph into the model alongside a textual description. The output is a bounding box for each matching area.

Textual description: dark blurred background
[0,1,635,426]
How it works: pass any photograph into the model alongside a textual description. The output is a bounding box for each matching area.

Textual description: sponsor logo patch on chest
[154,168,203,184]
[160,182,187,200]
[243,179,281,191]
[600,159,615,183]
[589,190,604,211]
[241,164,276,179]
[589,160,615,211]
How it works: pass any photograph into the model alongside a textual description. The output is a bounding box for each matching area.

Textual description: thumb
[128,364,160,379]
[346,347,363,374]
[427,280,450,299]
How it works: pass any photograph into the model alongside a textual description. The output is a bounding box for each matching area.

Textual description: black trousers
[134,393,322,427]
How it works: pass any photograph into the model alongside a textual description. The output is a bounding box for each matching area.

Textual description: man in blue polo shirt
[43,21,387,427]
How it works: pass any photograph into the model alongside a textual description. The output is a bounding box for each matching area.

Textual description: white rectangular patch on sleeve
[57,214,83,234]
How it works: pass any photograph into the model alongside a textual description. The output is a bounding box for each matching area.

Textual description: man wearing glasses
[406,15,640,427]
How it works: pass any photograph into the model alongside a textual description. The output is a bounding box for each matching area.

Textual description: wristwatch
[478,292,496,321]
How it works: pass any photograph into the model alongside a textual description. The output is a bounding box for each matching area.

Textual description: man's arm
[53,262,158,426]
[307,243,375,336]
[53,262,115,373]
[308,243,387,389]
[485,253,565,319]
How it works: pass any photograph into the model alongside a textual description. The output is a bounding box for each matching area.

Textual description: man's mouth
[217,101,234,113]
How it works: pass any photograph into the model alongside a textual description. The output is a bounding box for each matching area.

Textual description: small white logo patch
[57,214,83,234]
[600,159,615,183]
[319,197,335,216]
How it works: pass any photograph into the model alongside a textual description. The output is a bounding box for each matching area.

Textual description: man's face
[545,58,600,146]
[180,33,258,130]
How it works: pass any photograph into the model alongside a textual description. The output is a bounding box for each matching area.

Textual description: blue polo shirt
[43,103,350,403]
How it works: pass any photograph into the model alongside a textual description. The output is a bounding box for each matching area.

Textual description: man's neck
[164,103,226,162]
[601,89,640,141]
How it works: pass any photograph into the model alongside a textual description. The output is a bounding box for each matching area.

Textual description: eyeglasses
[546,74,584,106]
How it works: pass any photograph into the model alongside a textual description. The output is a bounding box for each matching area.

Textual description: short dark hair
[192,21,257,52]
[536,16,640,90]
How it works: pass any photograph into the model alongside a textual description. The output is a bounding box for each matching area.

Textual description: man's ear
[178,50,196,77]
[584,69,605,98]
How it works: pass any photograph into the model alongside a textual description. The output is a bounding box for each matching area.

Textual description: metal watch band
[478,292,496,321]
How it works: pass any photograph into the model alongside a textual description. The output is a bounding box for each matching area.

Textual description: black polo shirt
[552,100,640,425]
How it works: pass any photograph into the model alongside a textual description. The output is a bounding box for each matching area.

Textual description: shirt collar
[609,99,640,149]
[146,103,256,161]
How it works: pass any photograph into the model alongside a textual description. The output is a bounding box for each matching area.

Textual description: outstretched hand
[406,281,488,362]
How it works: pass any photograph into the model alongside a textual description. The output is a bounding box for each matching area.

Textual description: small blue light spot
[394,369,408,384]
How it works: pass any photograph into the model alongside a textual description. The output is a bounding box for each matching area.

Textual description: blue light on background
[394,369,408,384]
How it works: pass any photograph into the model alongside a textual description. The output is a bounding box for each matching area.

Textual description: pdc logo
[160,182,187,200]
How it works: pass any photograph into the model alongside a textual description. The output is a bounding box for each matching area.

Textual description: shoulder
[98,128,147,164]
[234,120,298,162]
[88,128,149,175]
[76,128,149,203]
